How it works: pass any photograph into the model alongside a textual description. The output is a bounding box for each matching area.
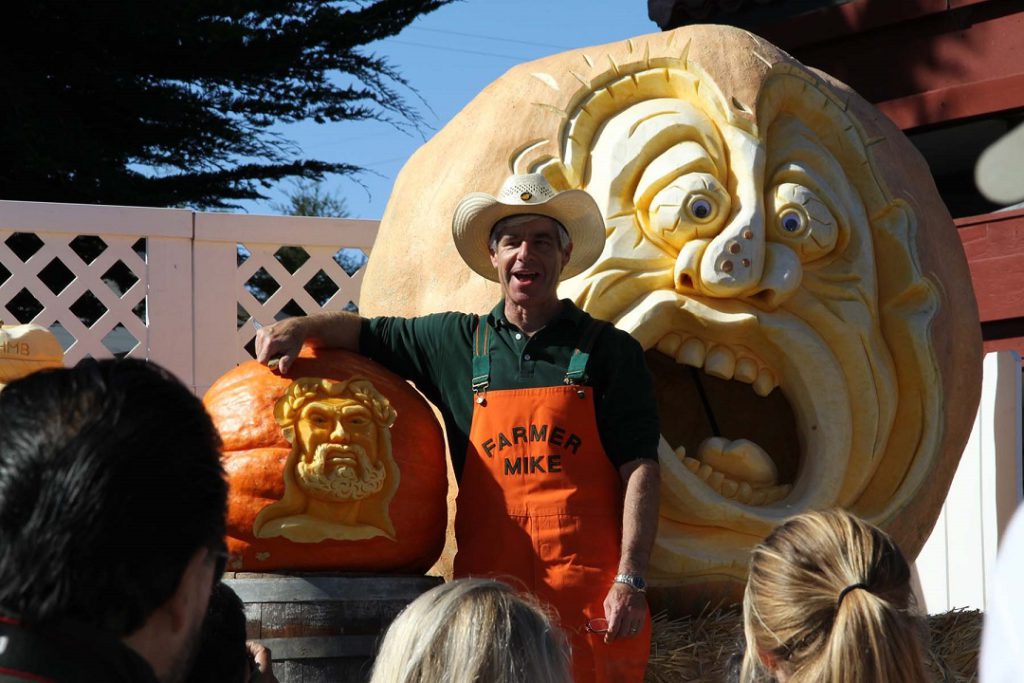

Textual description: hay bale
[645,606,983,682]
[925,608,982,683]
[646,607,744,682]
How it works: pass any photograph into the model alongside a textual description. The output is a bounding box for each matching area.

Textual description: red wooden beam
[783,1,1024,117]
[877,73,1024,130]
[755,0,953,50]
[957,208,1024,324]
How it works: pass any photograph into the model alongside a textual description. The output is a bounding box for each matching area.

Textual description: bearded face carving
[254,377,400,543]
[360,25,982,606]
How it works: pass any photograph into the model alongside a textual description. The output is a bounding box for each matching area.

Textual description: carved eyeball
[646,173,730,251]
[779,209,805,235]
[768,183,838,261]
[688,196,715,222]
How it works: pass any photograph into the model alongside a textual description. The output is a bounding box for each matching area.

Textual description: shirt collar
[489,299,583,330]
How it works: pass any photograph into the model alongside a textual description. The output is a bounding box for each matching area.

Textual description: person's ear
[561,242,573,269]
[165,547,214,634]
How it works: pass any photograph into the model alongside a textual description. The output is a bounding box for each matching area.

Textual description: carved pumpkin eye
[779,209,805,234]
[309,414,330,428]
[645,173,730,252]
[688,196,715,222]
[768,183,839,262]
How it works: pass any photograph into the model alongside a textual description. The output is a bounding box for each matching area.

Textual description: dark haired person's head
[186,583,250,683]
[0,358,228,681]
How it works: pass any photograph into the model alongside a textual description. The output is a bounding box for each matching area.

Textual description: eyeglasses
[211,546,229,590]
[585,618,609,634]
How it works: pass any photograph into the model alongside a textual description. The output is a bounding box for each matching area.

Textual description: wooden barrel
[225,573,443,683]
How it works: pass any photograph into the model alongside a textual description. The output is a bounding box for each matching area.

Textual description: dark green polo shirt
[360,300,660,479]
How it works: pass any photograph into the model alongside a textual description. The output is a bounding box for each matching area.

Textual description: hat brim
[451,189,606,282]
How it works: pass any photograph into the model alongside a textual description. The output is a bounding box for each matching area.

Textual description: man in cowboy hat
[256,173,660,683]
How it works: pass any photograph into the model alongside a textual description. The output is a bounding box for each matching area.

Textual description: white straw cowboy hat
[451,173,606,282]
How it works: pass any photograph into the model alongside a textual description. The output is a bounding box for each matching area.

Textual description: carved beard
[296,442,387,502]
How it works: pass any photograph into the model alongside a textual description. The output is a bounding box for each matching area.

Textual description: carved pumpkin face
[204,349,448,572]
[359,25,981,605]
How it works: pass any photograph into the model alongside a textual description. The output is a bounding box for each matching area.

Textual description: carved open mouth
[645,337,799,506]
[616,289,849,538]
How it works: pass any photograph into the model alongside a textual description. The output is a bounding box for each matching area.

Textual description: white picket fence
[2,199,1022,613]
[0,199,378,395]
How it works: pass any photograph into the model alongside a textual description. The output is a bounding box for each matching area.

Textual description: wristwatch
[614,573,647,593]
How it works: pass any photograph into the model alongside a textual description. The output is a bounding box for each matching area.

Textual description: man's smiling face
[488,215,572,307]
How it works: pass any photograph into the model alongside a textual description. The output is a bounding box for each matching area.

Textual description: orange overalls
[453,320,651,683]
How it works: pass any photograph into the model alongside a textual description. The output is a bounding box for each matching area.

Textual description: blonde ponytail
[740,509,928,683]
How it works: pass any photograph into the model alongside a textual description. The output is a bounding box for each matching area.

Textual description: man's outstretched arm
[255,312,364,373]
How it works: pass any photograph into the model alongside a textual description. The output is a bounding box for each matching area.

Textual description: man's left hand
[602,582,647,643]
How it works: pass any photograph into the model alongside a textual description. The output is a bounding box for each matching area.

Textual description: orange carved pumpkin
[204,348,448,573]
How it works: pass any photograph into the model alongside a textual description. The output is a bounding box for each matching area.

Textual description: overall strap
[471,316,490,394]
[565,317,609,386]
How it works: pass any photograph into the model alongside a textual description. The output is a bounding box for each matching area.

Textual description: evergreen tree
[1,0,452,208]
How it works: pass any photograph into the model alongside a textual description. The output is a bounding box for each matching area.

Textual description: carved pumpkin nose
[672,130,801,308]
[674,214,802,308]
[331,421,349,442]
[697,203,765,297]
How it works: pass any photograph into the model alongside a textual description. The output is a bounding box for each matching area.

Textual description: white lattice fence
[0,201,194,377]
[0,200,378,394]
[194,212,377,395]
[0,233,149,365]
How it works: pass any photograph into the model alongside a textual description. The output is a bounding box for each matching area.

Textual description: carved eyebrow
[301,401,372,419]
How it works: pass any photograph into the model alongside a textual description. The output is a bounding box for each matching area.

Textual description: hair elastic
[837,582,869,608]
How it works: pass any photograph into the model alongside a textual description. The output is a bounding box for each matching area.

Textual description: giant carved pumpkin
[204,348,448,573]
[359,25,983,608]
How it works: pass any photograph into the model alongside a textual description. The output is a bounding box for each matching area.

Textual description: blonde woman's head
[741,508,928,683]
[370,578,572,683]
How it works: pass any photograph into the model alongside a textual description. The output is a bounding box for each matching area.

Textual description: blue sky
[241,1,659,218]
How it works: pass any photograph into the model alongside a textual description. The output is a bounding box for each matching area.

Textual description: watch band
[614,573,647,593]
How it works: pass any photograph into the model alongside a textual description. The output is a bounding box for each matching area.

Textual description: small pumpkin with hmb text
[0,323,64,388]
[204,347,448,572]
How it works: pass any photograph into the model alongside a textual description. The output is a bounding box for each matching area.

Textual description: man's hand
[602,582,647,643]
[247,641,279,683]
[254,312,364,373]
[255,318,309,373]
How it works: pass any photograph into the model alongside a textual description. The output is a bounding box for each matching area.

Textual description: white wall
[915,351,1023,613]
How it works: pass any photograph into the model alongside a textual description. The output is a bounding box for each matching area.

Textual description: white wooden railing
[0,200,378,395]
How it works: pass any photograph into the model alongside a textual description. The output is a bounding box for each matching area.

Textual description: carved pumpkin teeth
[654,333,778,396]
[677,337,706,367]
[734,357,758,383]
[697,437,778,486]
[704,345,736,380]
[753,369,778,397]
[678,452,791,506]
[656,333,683,358]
